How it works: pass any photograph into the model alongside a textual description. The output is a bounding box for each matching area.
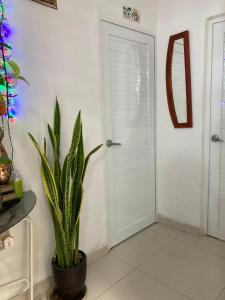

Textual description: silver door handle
[106,139,122,147]
[211,134,224,142]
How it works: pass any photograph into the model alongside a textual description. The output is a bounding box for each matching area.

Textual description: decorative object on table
[0,143,11,185]
[31,0,57,9]
[29,99,103,300]
[123,6,140,23]
[166,30,193,128]
[0,126,11,185]
[11,169,23,198]
[0,184,18,208]
[0,125,18,208]
[0,127,21,208]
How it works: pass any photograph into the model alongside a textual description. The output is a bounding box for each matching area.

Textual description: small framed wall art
[31,0,57,9]
[123,6,140,23]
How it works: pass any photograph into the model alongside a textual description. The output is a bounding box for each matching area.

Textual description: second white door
[208,21,225,240]
[101,21,156,248]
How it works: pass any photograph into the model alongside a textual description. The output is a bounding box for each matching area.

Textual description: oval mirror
[166,30,193,128]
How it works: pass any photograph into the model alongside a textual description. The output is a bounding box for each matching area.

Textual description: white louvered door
[209,21,225,240]
[101,21,155,247]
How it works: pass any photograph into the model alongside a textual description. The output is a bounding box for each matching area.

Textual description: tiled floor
[37,223,225,300]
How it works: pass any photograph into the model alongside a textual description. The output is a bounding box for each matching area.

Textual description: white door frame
[99,19,157,248]
[202,14,225,235]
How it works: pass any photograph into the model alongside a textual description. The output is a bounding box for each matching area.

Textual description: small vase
[0,143,11,185]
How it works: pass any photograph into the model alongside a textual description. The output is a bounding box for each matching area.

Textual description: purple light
[1,22,11,39]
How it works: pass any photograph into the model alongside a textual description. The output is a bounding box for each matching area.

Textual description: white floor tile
[97,270,189,300]
[150,223,182,238]
[138,240,225,300]
[110,227,171,267]
[177,232,225,259]
[84,254,133,299]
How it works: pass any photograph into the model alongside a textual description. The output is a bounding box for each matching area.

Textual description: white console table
[0,191,36,300]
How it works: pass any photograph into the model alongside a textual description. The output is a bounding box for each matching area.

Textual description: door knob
[106,139,122,147]
[211,134,224,142]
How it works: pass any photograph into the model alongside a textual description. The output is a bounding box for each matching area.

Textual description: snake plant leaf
[74,221,80,265]
[63,112,82,236]
[54,98,61,148]
[48,123,62,209]
[48,124,58,156]
[69,111,81,157]
[41,168,69,267]
[82,144,103,181]
[70,127,84,232]
[28,133,59,209]
[7,60,21,77]
[44,138,47,156]
[38,153,69,267]
[61,154,68,196]
[71,154,77,177]
[63,156,70,234]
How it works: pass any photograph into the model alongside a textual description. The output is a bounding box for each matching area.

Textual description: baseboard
[34,276,54,298]
[87,246,109,265]
[158,214,202,236]
[13,276,54,300]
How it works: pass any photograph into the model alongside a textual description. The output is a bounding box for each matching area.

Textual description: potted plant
[28,100,102,299]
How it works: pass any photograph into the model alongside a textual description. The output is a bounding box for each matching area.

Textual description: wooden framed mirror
[166,30,193,128]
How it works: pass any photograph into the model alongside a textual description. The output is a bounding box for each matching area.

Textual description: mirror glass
[171,38,187,123]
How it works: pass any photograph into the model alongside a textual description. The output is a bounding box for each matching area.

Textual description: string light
[0,0,16,164]
[0,0,17,122]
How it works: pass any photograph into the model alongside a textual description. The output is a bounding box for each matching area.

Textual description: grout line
[174,236,225,261]
[137,269,193,300]
[136,238,176,268]
[98,227,225,299]
[110,227,182,270]
[149,225,184,239]
[41,226,225,300]
[136,230,183,265]
[97,229,181,299]
[110,237,175,270]
[95,268,134,299]
[109,252,137,269]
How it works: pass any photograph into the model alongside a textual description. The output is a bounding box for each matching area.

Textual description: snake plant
[28,100,102,268]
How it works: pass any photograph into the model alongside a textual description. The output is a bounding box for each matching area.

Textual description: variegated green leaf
[54,98,61,149]
[28,133,59,209]
[48,124,58,156]
[82,144,103,181]
[70,127,84,232]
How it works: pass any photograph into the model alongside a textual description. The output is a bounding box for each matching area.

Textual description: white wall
[0,0,157,298]
[3,0,225,297]
[156,0,225,227]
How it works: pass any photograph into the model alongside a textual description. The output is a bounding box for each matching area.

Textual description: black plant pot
[52,251,87,300]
